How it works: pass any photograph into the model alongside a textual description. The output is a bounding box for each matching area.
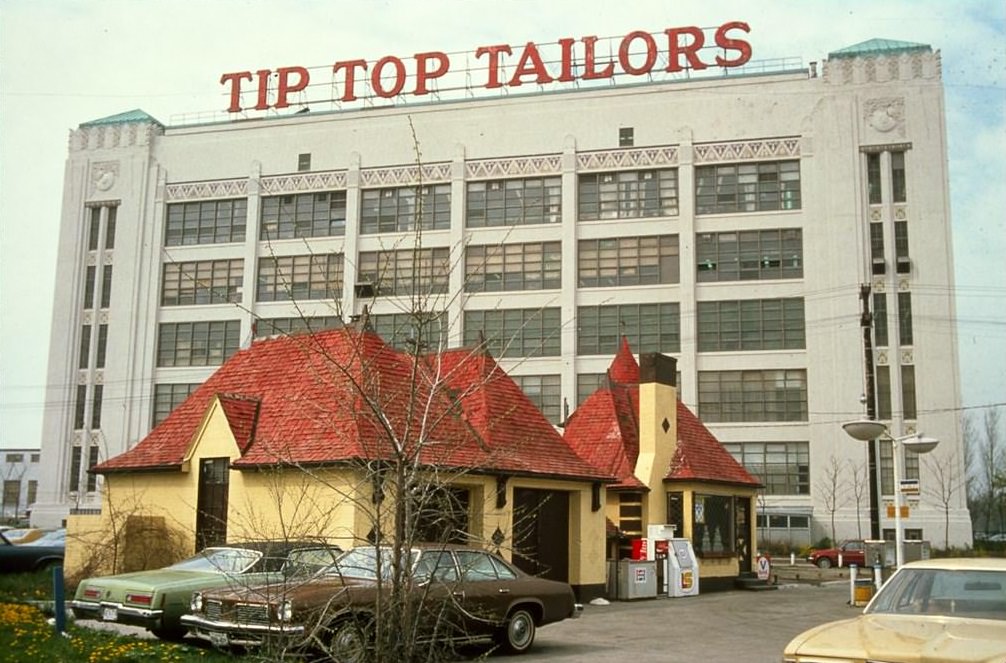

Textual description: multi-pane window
[371,312,448,352]
[360,184,451,234]
[96,324,108,369]
[465,242,561,292]
[697,298,805,352]
[723,442,810,495]
[692,494,734,555]
[358,248,450,297]
[466,177,561,227]
[157,320,241,367]
[79,325,91,369]
[74,385,87,430]
[577,303,680,355]
[162,260,243,306]
[578,235,679,287]
[100,265,113,309]
[86,446,99,491]
[512,374,562,425]
[69,447,82,492]
[254,316,343,338]
[695,160,801,214]
[902,365,917,420]
[870,222,885,274]
[260,191,347,240]
[105,206,117,249]
[880,439,894,495]
[697,369,808,422]
[165,198,247,246]
[895,221,910,272]
[84,266,96,309]
[876,364,892,420]
[618,492,644,537]
[577,373,606,406]
[873,293,889,347]
[257,254,344,302]
[87,207,101,251]
[867,153,882,204]
[463,308,561,358]
[578,169,678,221]
[891,151,906,203]
[696,229,802,282]
[153,383,200,427]
[898,292,913,346]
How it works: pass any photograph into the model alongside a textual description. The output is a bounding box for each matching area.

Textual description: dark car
[70,540,341,639]
[182,544,582,658]
[807,539,866,569]
[0,530,64,573]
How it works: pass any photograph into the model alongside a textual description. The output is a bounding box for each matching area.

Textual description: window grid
[697,298,805,352]
[891,151,906,203]
[105,206,117,250]
[83,266,96,309]
[578,235,679,287]
[358,248,451,297]
[260,191,347,240]
[96,324,108,369]
[463,308,561,358]
[465,242,561,292]
[723,442,810,495]
[894,221,909,260]
[69,447,82,492]
[162,259,244,306]
[74,385,87,430]
[577,303,680,356]
[152,383,200,427]
[157,320,241,367]
[87,207,101,251]
[578,169,679,221]
[100,265,113,309]
[873,293,889,347]
[86,446,99,492]
[370,312,448,352]
[876,365,892,420]
[867,153,882,205]
[901,365,917,420]
[257,254,344,302]
[697,369,808,423]
[360,184,451,234]
[165,198,247,246]
[577,373,606,406]
[78,325,91,370]
[466,177,561,227]
[898,292,913,346]
[695,160,801,214]
[696,229,802,282]
[254,316,343,338]
[512,374,562,425]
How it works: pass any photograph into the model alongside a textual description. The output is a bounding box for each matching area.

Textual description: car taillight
[83,587,101,599]
[125,593,153,606]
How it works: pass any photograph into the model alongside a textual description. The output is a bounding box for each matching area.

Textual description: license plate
[101,606,118,622]
[208,631,228,648]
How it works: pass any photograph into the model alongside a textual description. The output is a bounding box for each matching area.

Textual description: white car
[784,558,1006,663]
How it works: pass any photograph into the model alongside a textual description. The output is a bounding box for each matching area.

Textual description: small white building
[2,448,41,522]
[31,30,972,548]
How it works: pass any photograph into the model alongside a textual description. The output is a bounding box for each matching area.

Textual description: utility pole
[859,283,882,540]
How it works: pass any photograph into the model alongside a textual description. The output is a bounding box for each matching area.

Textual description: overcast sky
[1,0,1003,450]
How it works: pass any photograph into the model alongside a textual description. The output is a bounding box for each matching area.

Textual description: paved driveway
[519,583,854,663]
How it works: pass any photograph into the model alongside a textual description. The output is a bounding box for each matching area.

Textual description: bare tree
[848,460,869,540]
[978,407,1004,533]
[923,451,965,549]
[816,455,847,545]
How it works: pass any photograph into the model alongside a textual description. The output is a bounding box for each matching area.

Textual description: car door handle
[498,588,510,594]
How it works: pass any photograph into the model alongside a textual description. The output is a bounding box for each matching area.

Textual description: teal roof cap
[80,109,163,128]
[828,38,931,60]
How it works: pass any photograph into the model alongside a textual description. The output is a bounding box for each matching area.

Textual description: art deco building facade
[33,37,972,547]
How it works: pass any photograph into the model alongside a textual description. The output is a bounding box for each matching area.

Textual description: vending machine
[645,524,677,595]
[667,538,699,597]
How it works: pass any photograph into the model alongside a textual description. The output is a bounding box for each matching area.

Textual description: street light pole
[842,420,938,569]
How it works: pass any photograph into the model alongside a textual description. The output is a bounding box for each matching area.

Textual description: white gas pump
[645,524,676,595]
[667,538,699,597]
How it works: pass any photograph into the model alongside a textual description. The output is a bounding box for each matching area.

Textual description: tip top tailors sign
[219,21,752,114]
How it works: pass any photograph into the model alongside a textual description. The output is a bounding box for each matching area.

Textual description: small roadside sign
[756,554,771,581]
[900,479,920,496]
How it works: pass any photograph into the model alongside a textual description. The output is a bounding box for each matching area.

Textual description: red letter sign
[333,59,368,102]
[275,66,310,109]
[714,21,752,67]
[220,71,253,113]
[618,31,658,76]
[509,42,554,86]
[665,26,708,72]
[476,44,513,89]
[415,51,450,95]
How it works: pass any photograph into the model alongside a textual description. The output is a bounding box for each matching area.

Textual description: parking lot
[518,582,853,663]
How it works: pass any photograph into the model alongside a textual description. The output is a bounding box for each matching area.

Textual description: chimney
[635,353,678,524]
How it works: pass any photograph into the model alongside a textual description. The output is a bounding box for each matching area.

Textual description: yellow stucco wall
[636,380,677,526]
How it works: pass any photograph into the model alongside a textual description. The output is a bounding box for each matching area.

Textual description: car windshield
[167,547,262,574]
[866,568,1006,620]
[328,547,415,580]
[26,530,65,547]
[282,547,342,578]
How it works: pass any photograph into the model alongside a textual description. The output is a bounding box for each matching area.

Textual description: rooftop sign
[219,21,752,114]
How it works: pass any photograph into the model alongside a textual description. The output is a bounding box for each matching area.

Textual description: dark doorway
[512,488,569,583]
[195,457,229,551]
[735,496,752,574]
[414,486,470,544]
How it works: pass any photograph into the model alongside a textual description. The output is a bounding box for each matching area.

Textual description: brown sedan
[181,544,582,659]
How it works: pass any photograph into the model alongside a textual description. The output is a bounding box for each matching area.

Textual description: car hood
[201,574,366,606]
[785,614,1006,663]
[77,569,257,596]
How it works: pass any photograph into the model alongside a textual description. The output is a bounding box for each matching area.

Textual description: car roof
[215,540,341,554]
[901,558,1006,572]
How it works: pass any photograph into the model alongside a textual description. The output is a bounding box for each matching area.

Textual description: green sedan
[70,540,341,639]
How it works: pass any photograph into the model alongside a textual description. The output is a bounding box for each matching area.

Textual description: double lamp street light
[841,419,939,569]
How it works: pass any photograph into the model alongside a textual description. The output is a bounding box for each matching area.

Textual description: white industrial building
[32,32,972,548]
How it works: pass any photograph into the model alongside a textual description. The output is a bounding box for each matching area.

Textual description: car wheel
[497,608,536,655]
[327,616,372,663]
[816,557,833,569]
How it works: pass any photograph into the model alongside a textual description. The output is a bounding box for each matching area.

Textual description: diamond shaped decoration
[662,418,671,434]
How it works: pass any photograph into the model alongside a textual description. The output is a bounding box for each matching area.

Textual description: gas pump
[667,538,699,597]
[645,524,676,595]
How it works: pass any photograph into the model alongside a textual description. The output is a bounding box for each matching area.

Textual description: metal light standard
[841,419,939,568]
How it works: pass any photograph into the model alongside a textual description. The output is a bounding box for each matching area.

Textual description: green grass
[0,571,235,663]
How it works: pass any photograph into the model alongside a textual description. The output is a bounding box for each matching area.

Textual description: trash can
[853,578,875,606]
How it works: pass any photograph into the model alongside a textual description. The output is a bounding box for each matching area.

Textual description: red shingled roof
[563,339,760,489]
[96,327,611,482]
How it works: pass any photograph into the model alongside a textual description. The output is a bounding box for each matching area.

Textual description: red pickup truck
[807,540,866,568]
